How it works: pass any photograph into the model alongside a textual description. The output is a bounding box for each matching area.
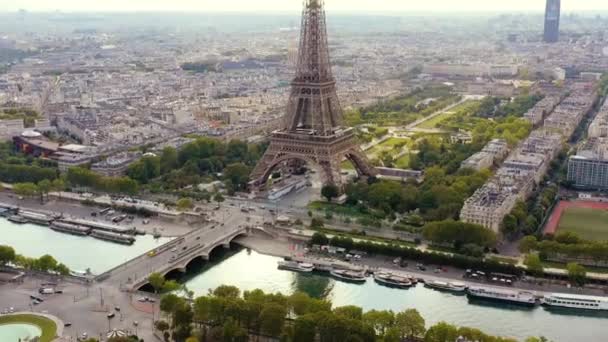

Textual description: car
[171,248,177,252]
[107,313,115,318]
[32,300,40,305]
[182,246,188,251]
[64,322,72,327]
[9,307,14,313]
[54,290,63,294]
[147,298,156,303]
[114,306,121,311]
[137,297,147,302]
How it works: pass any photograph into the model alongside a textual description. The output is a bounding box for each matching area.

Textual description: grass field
[557,207,608,241]
[0,314,57,342]
[416,111,455,129]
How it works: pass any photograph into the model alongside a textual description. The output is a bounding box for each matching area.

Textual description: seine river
[1,219,607,341]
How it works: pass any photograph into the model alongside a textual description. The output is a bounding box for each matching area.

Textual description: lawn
[0,314,57,342]
[394,154,410,169]
[557,207,608,241]
[416,111,455,129]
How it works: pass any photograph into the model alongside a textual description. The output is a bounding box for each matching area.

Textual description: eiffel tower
[249,0,376,191]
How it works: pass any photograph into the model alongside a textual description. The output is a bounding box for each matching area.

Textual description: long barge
[50,222,91,236]
[90,230,135,245]
[19,210,53,225]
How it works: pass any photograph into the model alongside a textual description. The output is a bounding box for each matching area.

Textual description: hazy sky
[4,0,608,13]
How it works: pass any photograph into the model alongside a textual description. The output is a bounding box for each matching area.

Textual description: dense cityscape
[2,0,608,341]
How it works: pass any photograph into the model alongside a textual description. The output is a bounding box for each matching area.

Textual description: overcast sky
[4,0,608,13]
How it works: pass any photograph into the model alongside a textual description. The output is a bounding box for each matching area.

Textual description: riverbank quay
[236,231,608,297]
[0,191,194,237]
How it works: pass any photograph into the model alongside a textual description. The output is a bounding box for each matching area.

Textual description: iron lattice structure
[250,0,376,190]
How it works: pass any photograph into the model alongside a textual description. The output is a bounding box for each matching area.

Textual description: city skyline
[5,0,608,13]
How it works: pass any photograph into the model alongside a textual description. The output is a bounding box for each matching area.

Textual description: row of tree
[0,245,70,275]
[520,233,608,268]
[66,167,139,195]
[129,138,265,193]
[501,184,559,239]
[311,233,522,276]
[343,167,490,223]
[156,284,541,342]
[11,178,65,201]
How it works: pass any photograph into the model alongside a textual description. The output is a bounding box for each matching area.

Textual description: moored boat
[278,260,315,273]
[543,293,608,311]
[8,215,28,224]
[425,280,467,293]
[330,269,367,283]
[467,286,537,306]
[374,272,412,288]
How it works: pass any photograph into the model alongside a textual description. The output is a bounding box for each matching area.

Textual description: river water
[0,219,172,274]
[1,219,607,341]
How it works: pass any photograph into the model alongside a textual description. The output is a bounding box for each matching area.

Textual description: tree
[310,218,324,229]
[260,302,287,337]
[524,253,544,277]
[223,163,250,192]
[363,309,394,336]
[333,305,363,320]
[0,245,16,266]
[160,147,179,174]
[519,235,538,253]
[321,184,340,202]
[36,254,58,272]
[149,272,166,294]
[13,182,38,198]
[155,320,170,333]
[162,280,182,293]
[293,315,317,342]
[424,322,458,342]
[213,285,240,299]
[567,262,587,286]
[213,192,225,207]
[395,308,426,339]
[37,179,52,202]
[176,198,194,212]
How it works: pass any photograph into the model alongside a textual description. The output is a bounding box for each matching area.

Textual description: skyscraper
[544,0,561,43]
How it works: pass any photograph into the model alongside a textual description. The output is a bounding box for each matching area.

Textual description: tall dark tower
[250,0,376,191]
[544,0,561,43]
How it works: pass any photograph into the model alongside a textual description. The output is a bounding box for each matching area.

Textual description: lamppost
[133,321,139,337]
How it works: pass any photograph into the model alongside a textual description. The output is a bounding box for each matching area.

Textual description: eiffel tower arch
[250,0,376,192]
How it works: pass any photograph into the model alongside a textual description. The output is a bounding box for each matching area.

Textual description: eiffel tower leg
[249,147,283,189]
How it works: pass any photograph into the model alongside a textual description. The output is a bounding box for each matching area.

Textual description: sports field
[557,207,608,241]
[545,200,608,241]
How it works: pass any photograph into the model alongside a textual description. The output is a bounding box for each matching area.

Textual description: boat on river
[425,280,467,293]
[330,269,367,283]
[90,230,135,245]
[467,286,537,307]
[278,260,315,273]
[543,293,608,311]
[50,222,91,236]
[374,272,413,288]
[7,215,28,224]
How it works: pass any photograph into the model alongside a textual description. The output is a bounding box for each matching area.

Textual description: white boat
[330,269,367,283]
[543,293,608,311]
[374,272,412,288]
[467,286,537,306]
[425,280,467,293]
[277,261,315,273]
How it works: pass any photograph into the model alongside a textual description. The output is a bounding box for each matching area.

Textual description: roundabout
[0,313,60,342]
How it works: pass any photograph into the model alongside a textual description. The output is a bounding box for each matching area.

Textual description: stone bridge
[96,219,251,290]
